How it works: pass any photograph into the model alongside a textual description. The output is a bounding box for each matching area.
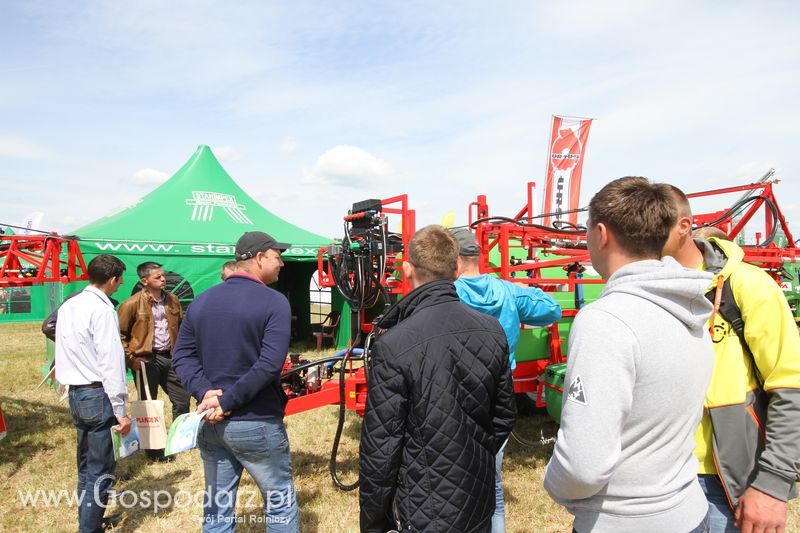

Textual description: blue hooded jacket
[454,275,562,369]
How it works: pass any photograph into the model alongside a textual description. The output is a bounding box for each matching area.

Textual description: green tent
[65,145,334,341]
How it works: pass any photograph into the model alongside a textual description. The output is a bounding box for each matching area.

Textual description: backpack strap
[705,274,764,388]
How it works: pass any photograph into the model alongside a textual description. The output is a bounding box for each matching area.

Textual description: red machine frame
[687,181,797,273]
[468,177,798,406]
[0,233,88,286]
[287,194,415,416]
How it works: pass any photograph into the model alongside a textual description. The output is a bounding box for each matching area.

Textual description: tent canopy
[76,145,330,260]
[64,145,335,341]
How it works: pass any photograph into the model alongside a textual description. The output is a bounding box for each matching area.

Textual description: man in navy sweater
[173,231,299,532]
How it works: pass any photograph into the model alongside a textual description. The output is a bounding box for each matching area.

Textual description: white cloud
[0,136,46,158]
[732,162,780,182]
[303,145,391,186]
[132,167,169,185]
[280,136,298,154]
[60,214,92,228]
[212,145,241,162]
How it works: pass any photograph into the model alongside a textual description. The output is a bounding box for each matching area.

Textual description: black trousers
[137,353,191,421]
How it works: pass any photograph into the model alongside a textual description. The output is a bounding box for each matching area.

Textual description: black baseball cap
[450,228,480,257]
[234,231,290,260]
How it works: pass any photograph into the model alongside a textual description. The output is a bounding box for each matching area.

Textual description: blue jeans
[198,418,299,532]
[492,438,508,533]
[698,474,738,532]
[68,386,117,533]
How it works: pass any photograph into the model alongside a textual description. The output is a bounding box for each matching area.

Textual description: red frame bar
[1,234,88,286]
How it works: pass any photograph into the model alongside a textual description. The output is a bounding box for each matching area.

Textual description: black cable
[695,195,780,247]
[469,216,586,235]
[552,220,586,232]
[279,353,363,379]
[326,208,393,490]
[0,223,54,236]
[330,335,362,491]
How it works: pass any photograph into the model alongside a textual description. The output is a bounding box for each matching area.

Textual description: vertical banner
[542,115,594,227]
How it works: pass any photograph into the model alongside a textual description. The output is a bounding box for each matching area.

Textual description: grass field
[1,322,797,532]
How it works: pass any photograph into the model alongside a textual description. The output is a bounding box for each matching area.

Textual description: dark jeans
[139,353,191,457]
[68,386,117,533]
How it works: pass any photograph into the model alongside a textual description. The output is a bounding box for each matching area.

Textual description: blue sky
[2,1,799,239]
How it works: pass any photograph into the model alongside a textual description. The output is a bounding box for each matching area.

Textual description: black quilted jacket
[359,280,517,533]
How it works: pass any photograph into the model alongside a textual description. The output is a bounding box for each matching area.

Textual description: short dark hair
[666,184,692,218]
[408,225,459,282]
[136,261,162,279]
[588,176,676,258]
[87,255,126,285]
[222,260,237,271]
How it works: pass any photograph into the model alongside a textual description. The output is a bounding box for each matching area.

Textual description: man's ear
[677,216,693,240]
[595,222,610,249]
[402,261,414,281]
[455,256,464,277]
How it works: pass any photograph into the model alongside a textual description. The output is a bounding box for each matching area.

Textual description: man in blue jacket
[451,228,561,533]
[173,231,299,532]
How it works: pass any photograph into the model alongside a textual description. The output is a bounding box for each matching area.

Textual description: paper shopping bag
[129,362,167,449]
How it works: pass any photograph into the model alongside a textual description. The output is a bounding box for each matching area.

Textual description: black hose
[695,195,780,247]
[329,339,361,491]
[279,352,363,379]
[469,216,586,235]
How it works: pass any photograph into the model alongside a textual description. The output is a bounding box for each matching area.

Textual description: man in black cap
[173,231,300,531]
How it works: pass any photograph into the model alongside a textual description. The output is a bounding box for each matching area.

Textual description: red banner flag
[542,115,593,227]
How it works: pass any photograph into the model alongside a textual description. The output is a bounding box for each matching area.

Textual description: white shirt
[55,286,128,418]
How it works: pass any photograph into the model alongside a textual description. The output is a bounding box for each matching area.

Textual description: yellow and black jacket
[696,237,800,507]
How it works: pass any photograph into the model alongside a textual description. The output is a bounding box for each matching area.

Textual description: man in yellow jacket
[664,186,800,533]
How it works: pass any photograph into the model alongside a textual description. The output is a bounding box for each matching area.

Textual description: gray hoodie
[544,257,714,533]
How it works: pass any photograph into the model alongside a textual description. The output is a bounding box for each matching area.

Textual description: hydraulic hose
[469,216,586,235]
[330,341,362,491]
[695,195,780,247]
[279,349,364,379]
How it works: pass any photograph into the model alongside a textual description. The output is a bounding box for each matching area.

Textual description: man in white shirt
[55,254,131,533]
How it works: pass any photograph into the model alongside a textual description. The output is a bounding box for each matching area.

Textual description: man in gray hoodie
[544,177,715,532]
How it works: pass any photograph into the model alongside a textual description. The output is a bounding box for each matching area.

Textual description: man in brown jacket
[118,261,190,461]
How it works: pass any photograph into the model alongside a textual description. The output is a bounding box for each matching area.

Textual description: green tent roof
[75,145,330,259]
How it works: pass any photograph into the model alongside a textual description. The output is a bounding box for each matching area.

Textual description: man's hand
[197,389,223,413]
[735,486,787,533]
[129,357,147,371]
[113,416,132,437]
[205,406,232,425]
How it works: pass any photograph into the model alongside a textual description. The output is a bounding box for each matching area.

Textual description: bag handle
[136,361,154,401]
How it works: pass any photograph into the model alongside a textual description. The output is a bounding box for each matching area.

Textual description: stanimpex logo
[186,191,253,224]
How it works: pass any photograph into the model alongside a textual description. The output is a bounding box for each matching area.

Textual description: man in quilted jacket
[359,225,517,533]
